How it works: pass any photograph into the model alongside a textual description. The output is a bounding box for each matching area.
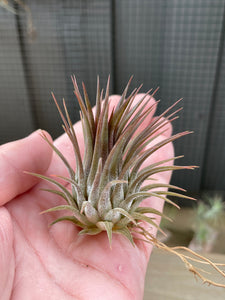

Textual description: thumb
[0,130,53,205]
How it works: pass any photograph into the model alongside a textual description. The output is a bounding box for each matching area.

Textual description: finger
[0,207,14,299]
[0,130,53,205]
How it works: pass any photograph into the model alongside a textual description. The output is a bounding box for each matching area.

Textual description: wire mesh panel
[159,0,224,192]
[0,6,34,143]
[114,0,225,192]
[16,0,112,138]
[0,0,225,193]
[202,24,225,191]
[114,0,166,93]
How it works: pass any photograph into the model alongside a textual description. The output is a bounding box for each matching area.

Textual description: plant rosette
[28,76,225,288]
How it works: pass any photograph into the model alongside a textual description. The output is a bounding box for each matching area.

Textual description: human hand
[0,94,174,300]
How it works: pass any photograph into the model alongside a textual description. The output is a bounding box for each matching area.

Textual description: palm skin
[0,95,174,300]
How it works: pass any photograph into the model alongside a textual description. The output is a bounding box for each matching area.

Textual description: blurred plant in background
[190,194,225,253]
[0,0,16,13]
[0,0,36,39]
[158,193,225,253]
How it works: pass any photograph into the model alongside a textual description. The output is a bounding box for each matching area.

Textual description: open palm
[0,95,174,300]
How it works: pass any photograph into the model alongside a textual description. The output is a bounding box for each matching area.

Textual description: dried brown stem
[135,225,225,288]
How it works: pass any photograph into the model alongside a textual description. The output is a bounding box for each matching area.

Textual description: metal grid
[0,0,225,192]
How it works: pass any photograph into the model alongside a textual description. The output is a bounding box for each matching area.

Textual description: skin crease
[0,94,174,300]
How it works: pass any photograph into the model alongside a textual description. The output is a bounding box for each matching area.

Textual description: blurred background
[0,0,225,196]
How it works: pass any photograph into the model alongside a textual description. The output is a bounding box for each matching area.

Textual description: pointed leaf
[53,175,86,209]
[110,207,136,225]
[88,158,103,207]
[41,205,91,226]
[130,191,180,211]
[82,82,95,134]
[62,99,84,185]
[79,228,102,235]
[40,188,76,207]
[130,131,192,178]
[26,172,75,206]
[128,165,195,194]
[154,191,196,201]
[41,204,78,214]
[141,183,186,192]
[97,221,113,246]
[98,180,127,218]
[41,133,75,179]
[114,227,135,246]
[95,76,101,126]
[50,216,86,228]
[103,209,121,223]
[132,212,165,235]
[81,201,100,224]
[135,207,172,221]
[80,111,94,176]
[119,192,152,211]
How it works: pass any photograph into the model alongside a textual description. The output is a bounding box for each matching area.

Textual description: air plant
[29,76,225,288]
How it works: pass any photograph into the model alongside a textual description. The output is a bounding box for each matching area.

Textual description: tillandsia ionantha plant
[29,76,225,288]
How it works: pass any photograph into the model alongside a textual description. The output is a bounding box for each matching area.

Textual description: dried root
[135,225,225,288]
